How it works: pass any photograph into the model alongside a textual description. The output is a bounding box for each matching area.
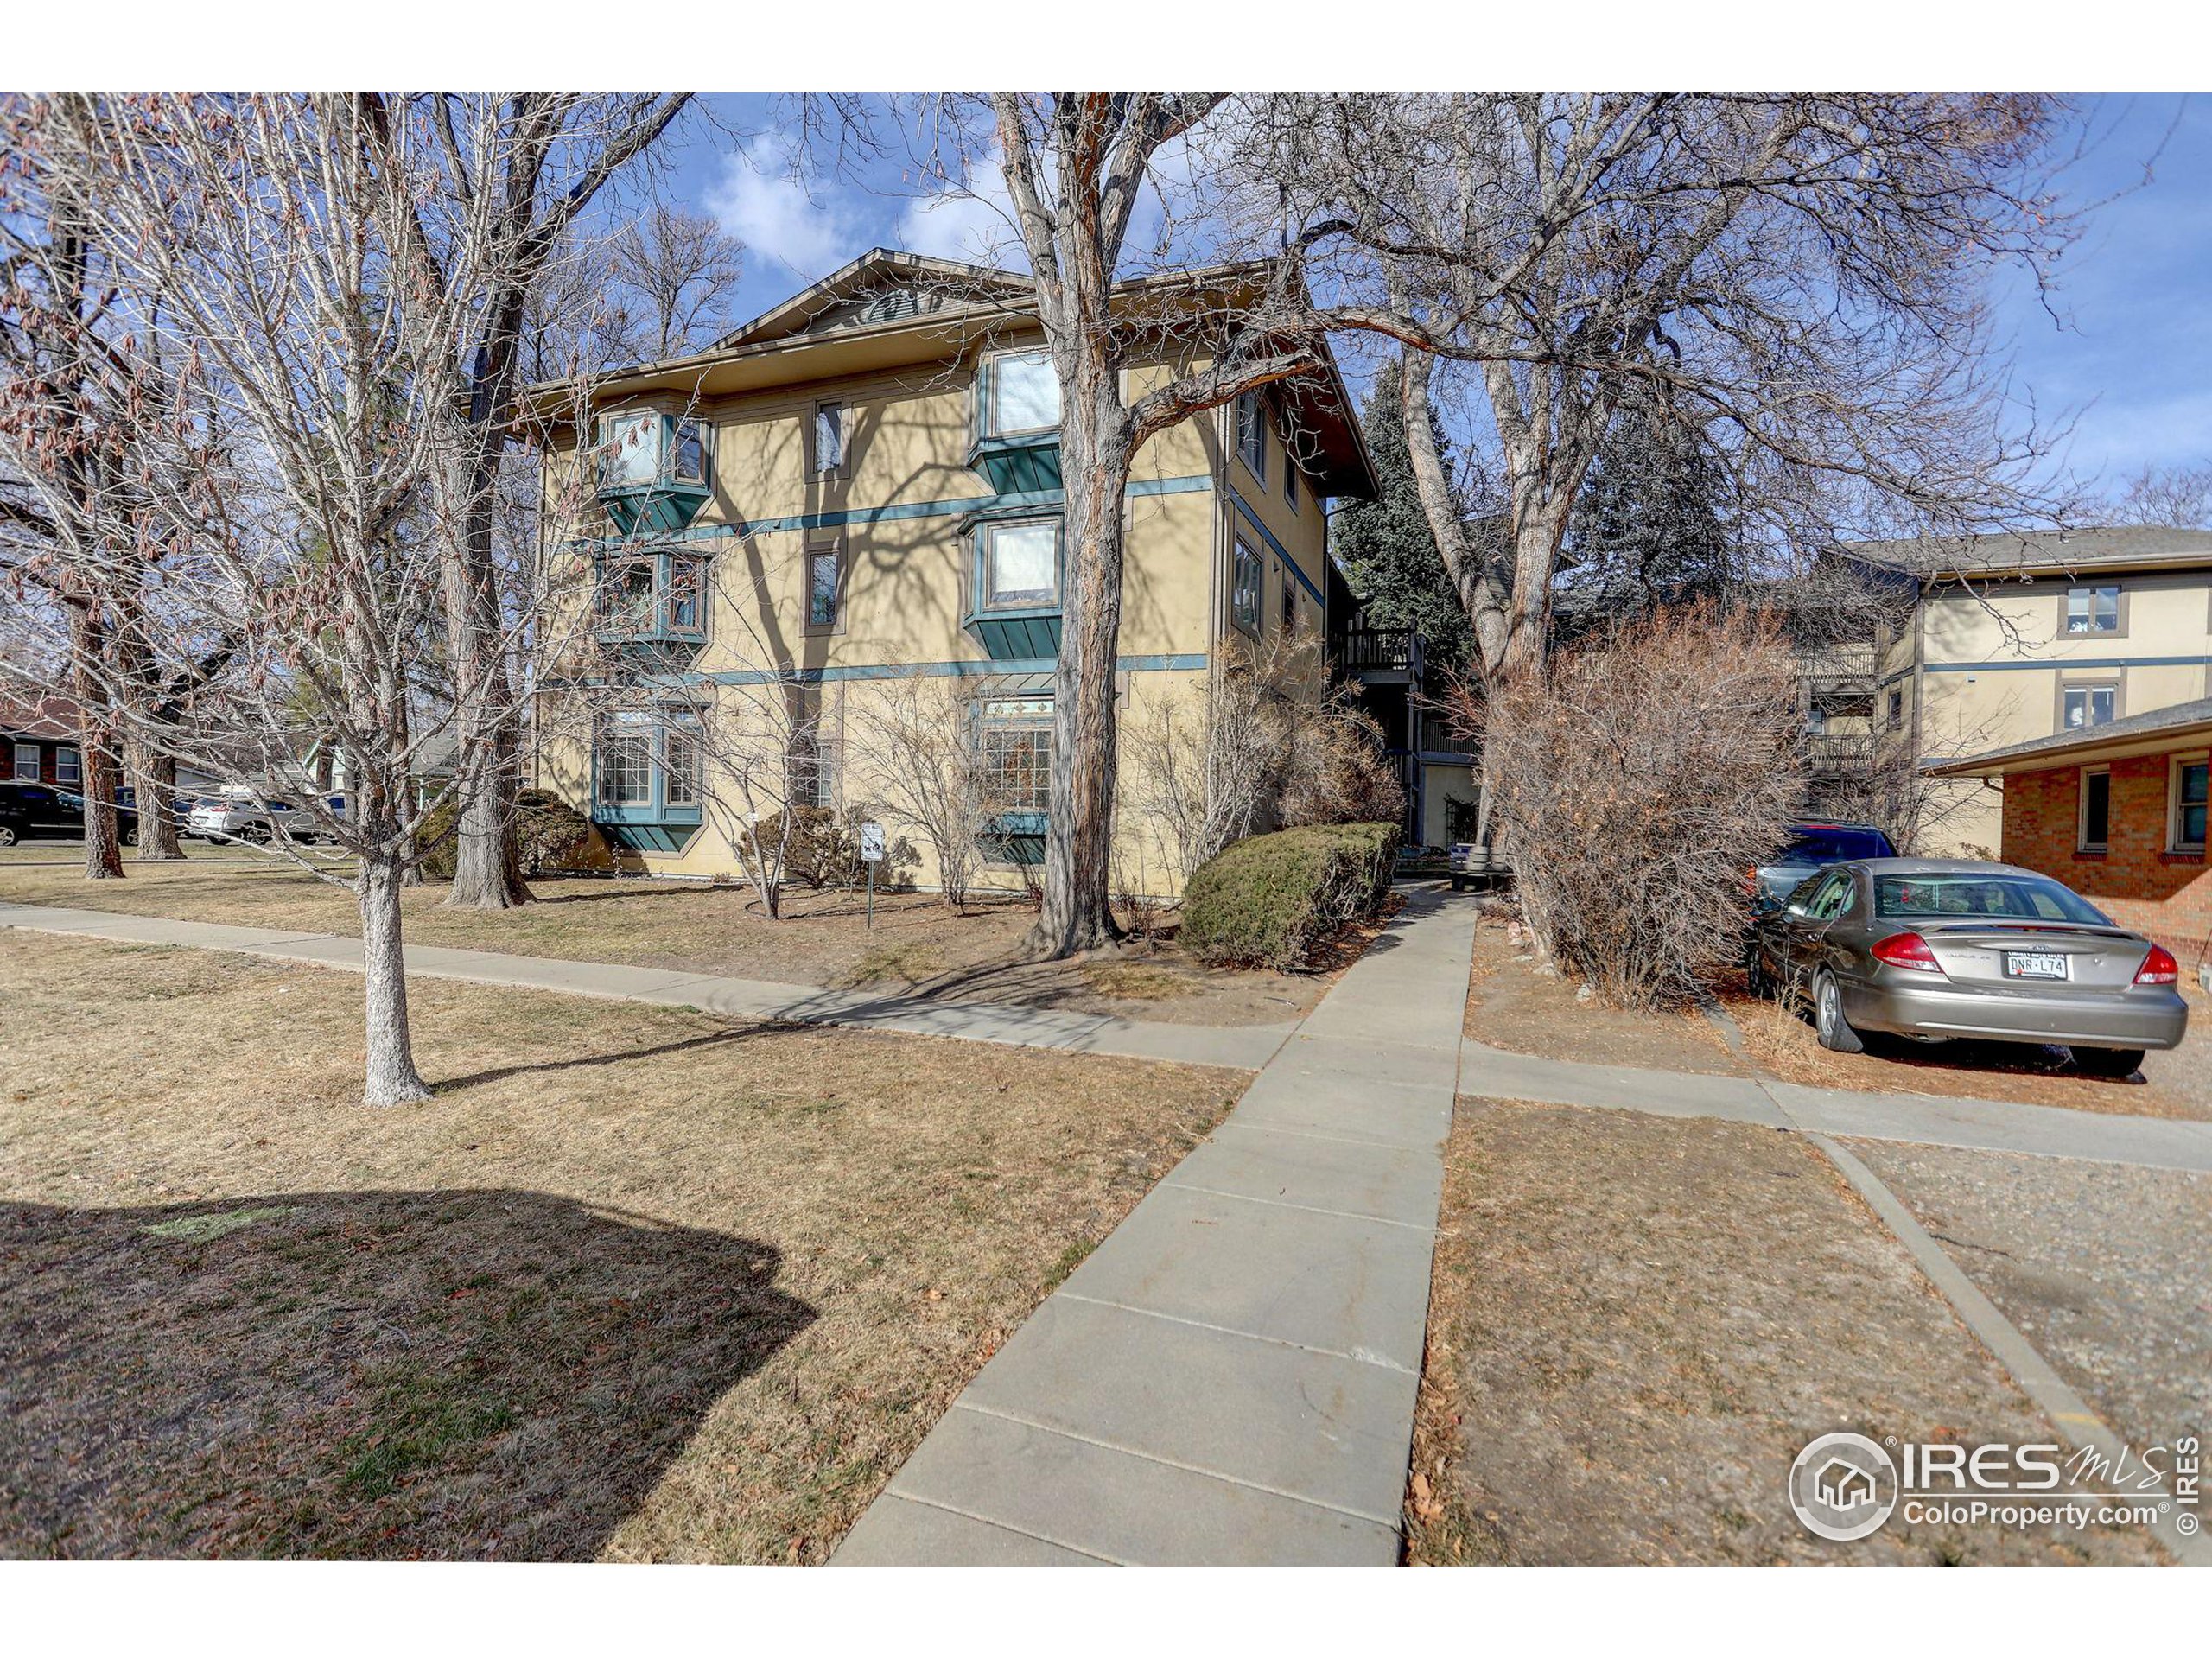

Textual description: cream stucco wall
[536,322,1350,896]
[1910,573,2212,855]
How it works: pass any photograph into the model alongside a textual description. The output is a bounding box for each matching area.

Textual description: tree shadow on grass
[0,1189,815,1560]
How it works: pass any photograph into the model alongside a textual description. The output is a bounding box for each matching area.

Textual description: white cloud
[896,148,1026,270]
[706,137,864,281]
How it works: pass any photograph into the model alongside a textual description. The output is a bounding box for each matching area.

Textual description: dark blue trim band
[1226,487,1325,606]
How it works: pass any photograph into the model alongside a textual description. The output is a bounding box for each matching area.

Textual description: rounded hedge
[1178,822,1399,971]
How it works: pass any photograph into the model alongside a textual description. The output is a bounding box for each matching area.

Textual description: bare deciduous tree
[4,95,607,1106]
[843,677,988,911]
[610,200,747,360]
[2108,459,2212,529]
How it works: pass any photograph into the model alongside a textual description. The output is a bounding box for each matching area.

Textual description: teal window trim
[597,410,713,493]
[970,515,1064,618]
[981,347,1060,442]
[595,547,710,645]
[592,706,704,827]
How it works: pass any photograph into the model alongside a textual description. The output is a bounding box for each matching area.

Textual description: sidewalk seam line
[947,1401,1405,1530]
[1052,1291,1419,1374]
[868,1489,1125,1565]
[1155,1179,1437,1233]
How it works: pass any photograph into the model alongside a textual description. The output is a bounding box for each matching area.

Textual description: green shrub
[1178,821,1398,970]
[414,788,594,881]
[744,806,917,890]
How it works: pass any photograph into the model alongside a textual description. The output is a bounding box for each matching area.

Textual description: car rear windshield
[1873,873,2111,926]
[1784,827,1894,863]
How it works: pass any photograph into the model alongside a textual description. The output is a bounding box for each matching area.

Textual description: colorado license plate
[2005,951,2068,981]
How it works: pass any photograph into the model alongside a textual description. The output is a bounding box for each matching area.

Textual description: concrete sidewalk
[1459,1038,2212,1174]
[833,888,1476,1566]
[0,901,1294,1071]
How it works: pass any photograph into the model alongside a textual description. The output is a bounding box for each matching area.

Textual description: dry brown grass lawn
[0,934,1243,1561]
[0,861,1322,1027]
[1407,1097,2164,1566]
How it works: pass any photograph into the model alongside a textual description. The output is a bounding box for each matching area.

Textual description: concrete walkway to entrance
[0,901,1293,1071]
[833,888,1477,1565]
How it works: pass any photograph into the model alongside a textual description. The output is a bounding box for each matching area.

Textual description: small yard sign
[859,821,886,863]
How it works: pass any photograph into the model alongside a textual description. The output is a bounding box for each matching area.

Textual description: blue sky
[650,93,2209,494]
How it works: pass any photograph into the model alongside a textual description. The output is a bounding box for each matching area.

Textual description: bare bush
[1122,631,1403,889]
[843,677,989,910]
[1450,605,1802,1008]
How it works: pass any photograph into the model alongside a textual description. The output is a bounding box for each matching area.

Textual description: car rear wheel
[2071,1046,2145,1080]
[241,822,272,844]
[1814,971,1865,1054]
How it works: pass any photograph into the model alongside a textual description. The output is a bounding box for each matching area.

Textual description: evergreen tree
[1332,365,1478,677]
[1560,392,1745,609]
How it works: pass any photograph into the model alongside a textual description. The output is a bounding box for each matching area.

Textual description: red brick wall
[2000,753,2212,959]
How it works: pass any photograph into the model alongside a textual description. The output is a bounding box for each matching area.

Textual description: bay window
[985,350,1059,438]
[982,518,1059,610]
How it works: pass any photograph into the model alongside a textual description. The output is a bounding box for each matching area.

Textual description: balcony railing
[1803,733,1885,776]
[1335,627,1423,677]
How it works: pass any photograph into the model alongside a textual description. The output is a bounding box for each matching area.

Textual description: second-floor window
[986,350,1059,438]
[599,552,707,638]
[1885,689,1904,731]
[808,545,842,630]
[1281,566,1298,635]
[1231,538,1263,635]
[2065,583,2120,634]
[981,519,1059,609]
[2063,684,2116,729]
[1236,393,1267,485]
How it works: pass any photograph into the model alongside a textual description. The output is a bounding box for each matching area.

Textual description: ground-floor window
[55,747,81,787]
[2077,766,2111,853]
[1230,538,1262,636]
[978,694,1053,813]
[596,708,702,816]
[2172,754,2209,853]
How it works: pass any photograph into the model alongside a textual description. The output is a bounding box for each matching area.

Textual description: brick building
[1930,696,2211,972]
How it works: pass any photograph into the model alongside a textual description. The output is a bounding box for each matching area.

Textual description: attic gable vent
[861,288,921,324]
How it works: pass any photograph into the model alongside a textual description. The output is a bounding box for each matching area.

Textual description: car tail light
[1871,931,1944,974]
[2135,944,2180,986]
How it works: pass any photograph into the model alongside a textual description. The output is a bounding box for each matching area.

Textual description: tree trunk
[134,747,185,860]
[1024,362,1131,959]
[358,849,432,1106]
[70,611,124,880]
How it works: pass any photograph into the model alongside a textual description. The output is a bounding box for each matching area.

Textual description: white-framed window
[596,713,654,808]
[12,741,38,779]
[55,746,80,786]
[981,518,1059,609]
[662,709,703,810]
[2077,765,2111,854]
[2064,583,2120,635]
[1230,538,1263,635]
[670,416,710,486]
[984,350,1059,439]
[598,410,661,489]
[2063,683,2117,729]
[2171,752,2209,854]
[978,695,1053,813]
[1235,392,1266,484]
[812,401,845,476]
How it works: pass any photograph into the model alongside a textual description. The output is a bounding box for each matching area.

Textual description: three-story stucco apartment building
[1843,526,2212,855]
[531,249,1376,891]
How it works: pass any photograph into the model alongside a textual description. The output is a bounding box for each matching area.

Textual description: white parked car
[186,795,332,844]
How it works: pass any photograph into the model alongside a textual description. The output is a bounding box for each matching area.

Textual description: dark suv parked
[0,781,148,846]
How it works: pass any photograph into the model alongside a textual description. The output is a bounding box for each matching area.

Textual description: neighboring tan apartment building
[1842,526,2212,855]
[531,249,1376,891]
